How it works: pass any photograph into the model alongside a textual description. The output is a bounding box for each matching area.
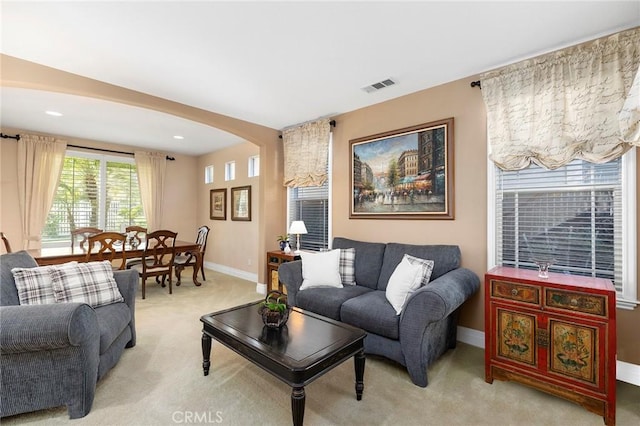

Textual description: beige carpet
[3,270,639,425]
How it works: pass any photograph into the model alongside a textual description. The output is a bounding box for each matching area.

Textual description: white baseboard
[457,326,640,386]
[204,261,258,285]
[256,283,267,295]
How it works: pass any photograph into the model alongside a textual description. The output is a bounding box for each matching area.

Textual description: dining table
[27,239,204,286]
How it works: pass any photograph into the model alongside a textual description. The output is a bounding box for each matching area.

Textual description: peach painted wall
[330,77,640,365]
[197,142,260,277]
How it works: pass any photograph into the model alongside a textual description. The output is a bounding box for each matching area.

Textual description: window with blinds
[288,185,329,251]
[495,158,624,290]
[43,151,145,246]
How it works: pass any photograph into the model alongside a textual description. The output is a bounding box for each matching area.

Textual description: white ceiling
[1,1,638,156]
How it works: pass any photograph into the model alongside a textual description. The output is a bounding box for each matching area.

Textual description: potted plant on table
[277,234,291,252]
[259,290,290,329]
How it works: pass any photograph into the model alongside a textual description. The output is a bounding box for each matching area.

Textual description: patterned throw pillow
[339,248,356,286]
[404,254,435,287]
[11,265,56,305]
[50,261,124,308]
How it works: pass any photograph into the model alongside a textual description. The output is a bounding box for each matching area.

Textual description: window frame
[204,165,214,184]
[487,148,637,310]
[225,161,236,181]
[248,155,260,178]
[43,150,145,248]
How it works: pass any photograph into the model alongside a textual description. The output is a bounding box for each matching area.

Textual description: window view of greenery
[43,154,146,245]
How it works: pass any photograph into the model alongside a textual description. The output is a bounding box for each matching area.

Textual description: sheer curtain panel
[282,118,331,187]
[134,151,166,231]
[481,27,640,171]
[17,134,67,248]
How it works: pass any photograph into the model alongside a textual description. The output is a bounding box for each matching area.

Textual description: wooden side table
[266,250,300,293]
[484,266,617,425]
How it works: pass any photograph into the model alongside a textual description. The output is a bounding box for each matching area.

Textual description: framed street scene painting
[350,117,454,219]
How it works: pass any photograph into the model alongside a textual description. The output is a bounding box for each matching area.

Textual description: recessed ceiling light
[45,110,63,117]
[173,135,184,140]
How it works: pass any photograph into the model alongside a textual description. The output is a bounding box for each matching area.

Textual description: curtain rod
[0,134,175,160]
[470,81,481,89]
[67,144,175,161]
[278,119,336,139]
[0,132,21,141]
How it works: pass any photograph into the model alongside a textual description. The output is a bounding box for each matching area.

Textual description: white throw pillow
[11,265,57,305]
[404,254,435,287]
[385,256,424,315]
[51,261,124,308]
[299,250,343,290]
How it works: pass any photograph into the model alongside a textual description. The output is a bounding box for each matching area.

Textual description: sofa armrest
[277,260,303,306]
[401,267,480,327]
[0,303,99,354]
[113,269,138,347]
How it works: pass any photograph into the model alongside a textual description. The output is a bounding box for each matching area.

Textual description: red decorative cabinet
[485,266,617,425]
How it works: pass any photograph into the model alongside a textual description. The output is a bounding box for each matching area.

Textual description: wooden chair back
[1,232,12,253]
[133,230,177,299]
[125,226,147,248]
[173,226,210,284]
[71,227,103,252]
[87,232,127,270]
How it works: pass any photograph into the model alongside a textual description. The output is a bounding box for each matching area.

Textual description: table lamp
[288,221,308,254]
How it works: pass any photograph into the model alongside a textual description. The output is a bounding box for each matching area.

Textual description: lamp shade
[288,221,308,235]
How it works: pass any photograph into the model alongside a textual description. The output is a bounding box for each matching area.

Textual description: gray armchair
[0,251,138,419]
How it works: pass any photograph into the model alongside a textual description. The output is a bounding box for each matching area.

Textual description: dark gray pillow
[1,250,39,306]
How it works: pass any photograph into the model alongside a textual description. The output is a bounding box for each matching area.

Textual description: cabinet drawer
[491,280,540,305]
[545,289,607,316]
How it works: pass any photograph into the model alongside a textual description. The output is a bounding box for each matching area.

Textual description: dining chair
[71,227,103,252]
[124,226,147,269]
[130,230,177,299]
[174,225,210,286]
[1,232,12,253]
[86,231,127,270]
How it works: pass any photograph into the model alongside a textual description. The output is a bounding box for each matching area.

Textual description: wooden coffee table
[201,301,366,426]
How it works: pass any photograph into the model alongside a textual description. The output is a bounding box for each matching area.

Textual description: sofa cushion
[297,285,373,320]
[94,302,132,354]
[1,251,38,306]
[11,264,57,305]
[333,237,386,289]
[51,261,124,308]
[339,248,356,286]
[378,243,461,290]
[299,250,343,290]
[341,291,400,340]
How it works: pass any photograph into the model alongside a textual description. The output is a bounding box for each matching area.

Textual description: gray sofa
[0,251,138,419]
[278,237,480,387]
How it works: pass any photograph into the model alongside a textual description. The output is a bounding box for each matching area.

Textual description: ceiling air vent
[362,78,396,93]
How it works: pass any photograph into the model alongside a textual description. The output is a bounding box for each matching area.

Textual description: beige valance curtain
[481,27,640,170]
[17,134,67,249]
[282,118,331,187]
[619,63,640,144]
[134,151,166,231]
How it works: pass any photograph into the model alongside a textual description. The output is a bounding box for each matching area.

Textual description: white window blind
[43,152,145,245]
[495,158,624,290]
[225,161,235,181]
[248,155,259,177]
[288,185,329,251]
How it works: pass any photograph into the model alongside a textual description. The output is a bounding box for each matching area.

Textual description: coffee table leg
[202,333,212,376]
[291,386,305,426]
[354,350,365,401]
